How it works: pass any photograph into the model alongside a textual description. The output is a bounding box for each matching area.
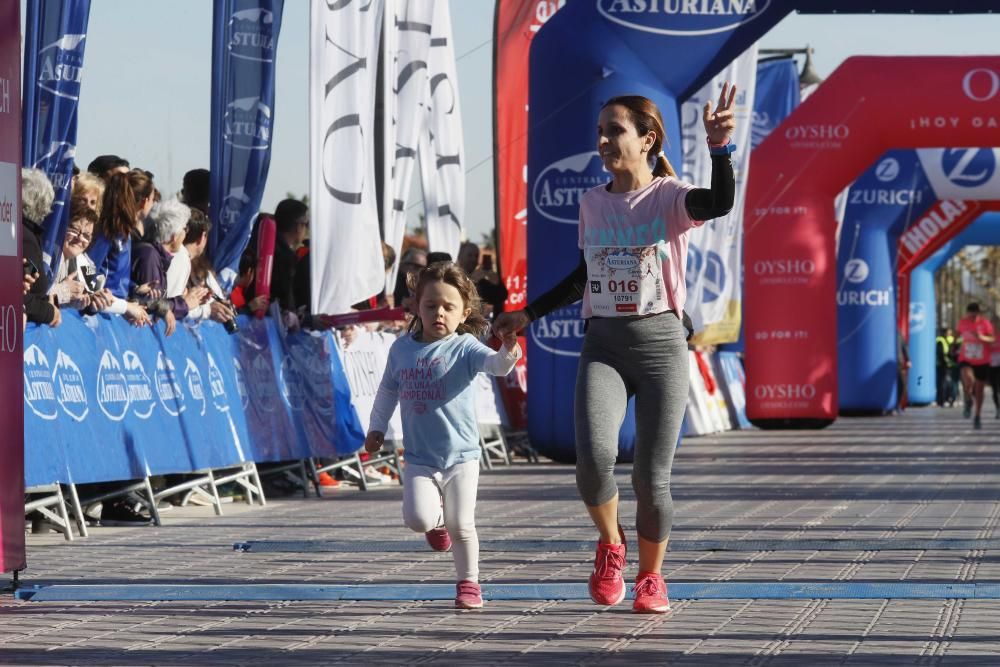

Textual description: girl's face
[597,104,655,175]
[417,279,471,342]
[138,194,155,221]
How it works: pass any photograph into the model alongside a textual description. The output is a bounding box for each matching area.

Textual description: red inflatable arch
[896,199,1000,340]
[744,56,1000,428]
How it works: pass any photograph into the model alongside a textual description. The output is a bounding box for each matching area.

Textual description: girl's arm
[368,358,399,437]
[481,339,522,377]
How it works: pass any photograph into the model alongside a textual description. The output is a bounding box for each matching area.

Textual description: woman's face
[82,189,99,212]
[138,194,155,221]
[596,104,654,175]
[63,218,94,259]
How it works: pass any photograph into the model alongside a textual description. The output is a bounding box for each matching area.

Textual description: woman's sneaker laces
[632,571,670,614]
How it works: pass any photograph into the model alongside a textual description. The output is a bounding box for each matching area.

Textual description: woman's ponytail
[653,152,676,179]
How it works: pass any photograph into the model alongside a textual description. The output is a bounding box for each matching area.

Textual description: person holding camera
[173,210,238,332]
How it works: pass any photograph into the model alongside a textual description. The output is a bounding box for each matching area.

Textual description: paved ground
[3,406,1000,665]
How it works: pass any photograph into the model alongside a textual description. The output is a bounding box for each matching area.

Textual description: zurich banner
[24,312,363,488]
[836,151,931,414]
[22,0,90,279]
[209,0,283,288]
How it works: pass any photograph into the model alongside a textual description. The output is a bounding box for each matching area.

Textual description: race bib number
[964,341,984,362]
[585,245,667,316]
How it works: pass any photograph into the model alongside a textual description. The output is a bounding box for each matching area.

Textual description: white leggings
[402,459,481,582]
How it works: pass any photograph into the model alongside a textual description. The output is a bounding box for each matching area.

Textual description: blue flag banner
[21,0,91,279]
[209,0,283,288]
[750,57,800,151]
[907,212,1000,406]
[24,312,363,488]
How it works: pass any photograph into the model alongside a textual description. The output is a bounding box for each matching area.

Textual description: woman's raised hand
[703,81,737,145]
[492,310,530,341]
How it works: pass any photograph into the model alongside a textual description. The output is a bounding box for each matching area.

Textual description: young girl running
[494,85,737,613]
[364,262,521,609]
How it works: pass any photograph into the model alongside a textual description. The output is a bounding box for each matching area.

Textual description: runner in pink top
[494,85,738,614]
[956,303,996,429]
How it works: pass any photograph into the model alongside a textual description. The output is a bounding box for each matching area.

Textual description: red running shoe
[632,571,670,613]
[455,580,484,609]
[425,526,452,552]
[589,534,627,606]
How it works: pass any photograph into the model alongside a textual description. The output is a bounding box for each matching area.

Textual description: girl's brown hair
[407,262,489,338]
[602,95,677,178]
[98,169,154,239]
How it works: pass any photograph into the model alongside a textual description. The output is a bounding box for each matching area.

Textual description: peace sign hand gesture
[703,81,737,145]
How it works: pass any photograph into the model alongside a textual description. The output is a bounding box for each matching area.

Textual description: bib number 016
[608,279,639,293]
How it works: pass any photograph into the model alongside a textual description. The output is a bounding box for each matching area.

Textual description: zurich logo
[533,152,606,225]
[844,258,869,284]
[229,8,277,63]
[96,351,130,421]
[184,359,207,417]
[280,355,306,411]
[23,344,58,420]
[224,97,273,151]
[942,148,996,188]
[155,352,186,417]
[37,33,86,101]
[233,357,250,409]
[122,351,156,419]
[909,302,927,334]
[54,350,88,422]
[207,353,230,413]
[875,157,900,183]
[597,0,771,36]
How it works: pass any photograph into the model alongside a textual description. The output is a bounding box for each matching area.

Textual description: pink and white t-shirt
[957,316,995,366]
[577,176,700,319]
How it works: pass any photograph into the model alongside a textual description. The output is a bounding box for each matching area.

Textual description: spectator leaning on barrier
[180,210,234,326]
[21,168,59,328]
[88,169,156,300]
[49,197,151,326]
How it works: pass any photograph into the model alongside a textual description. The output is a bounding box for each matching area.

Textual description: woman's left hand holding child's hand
[364,431,385,453]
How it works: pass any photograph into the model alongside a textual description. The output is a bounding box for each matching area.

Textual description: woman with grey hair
[22,167,59,327]
[131,199,208,332]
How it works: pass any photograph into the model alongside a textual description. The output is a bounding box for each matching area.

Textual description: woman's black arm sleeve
[685,154,736,221]
[523,251,587,321]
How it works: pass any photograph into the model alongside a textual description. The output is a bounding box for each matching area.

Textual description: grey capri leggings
[574,311,689,543]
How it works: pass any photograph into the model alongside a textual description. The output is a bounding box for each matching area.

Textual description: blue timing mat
[16,582,1000,602]
[232,538,1000,553]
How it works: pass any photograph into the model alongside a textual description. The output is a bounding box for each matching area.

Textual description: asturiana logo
[233,357,250,409]
[207,353,230,413]
[156,352,186,417]
[97,351,130,421]
[597,0,770,36]
[529,305,586,358]
[122,351,155,419]
[54,349,88,421]
[229,8,277,63]
[280,355,306,411]
[224,97,273,151]
[184,359,207,417]
[606,253,639,270]
[533,152,606,225]
[37,34,86,100]
[23,344,58,420]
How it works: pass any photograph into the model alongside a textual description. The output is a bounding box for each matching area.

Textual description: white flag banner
[680,46,757,345]
[309,0,385,315]
[335,328,402,440]
[384,0,435,291]
[419,0,465,261]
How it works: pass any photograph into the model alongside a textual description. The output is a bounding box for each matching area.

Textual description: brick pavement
[2,407,1000,665]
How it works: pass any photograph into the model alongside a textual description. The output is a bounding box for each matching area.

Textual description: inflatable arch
[744,56,1000,428]
[527,1,1000,457]
[907,212,1000,405]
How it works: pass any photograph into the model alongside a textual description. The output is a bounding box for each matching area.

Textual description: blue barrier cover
[24,312,362,487]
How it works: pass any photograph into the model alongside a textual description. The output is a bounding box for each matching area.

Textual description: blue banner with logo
[908,212,1000,406]
[750,57,800,151]
[209,0,283,287]
[22,0,90,279]
[25,312,363,488]
[836,151,933,413]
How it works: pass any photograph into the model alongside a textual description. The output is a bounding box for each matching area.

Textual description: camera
[212,294,239,335]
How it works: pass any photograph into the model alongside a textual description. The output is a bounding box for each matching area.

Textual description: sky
[19,1,1000,246]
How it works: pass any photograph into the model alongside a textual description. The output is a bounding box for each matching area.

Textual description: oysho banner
[21,0,90,278]
[681,47,757,345]
[309,0,385,314]
[209,0,284,288]
[419,0,464,261]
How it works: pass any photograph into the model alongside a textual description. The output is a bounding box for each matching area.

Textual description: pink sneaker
[588,532,627,606]
[455,580,483,609]
[425,526,452,552]
[632,571,670,613]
